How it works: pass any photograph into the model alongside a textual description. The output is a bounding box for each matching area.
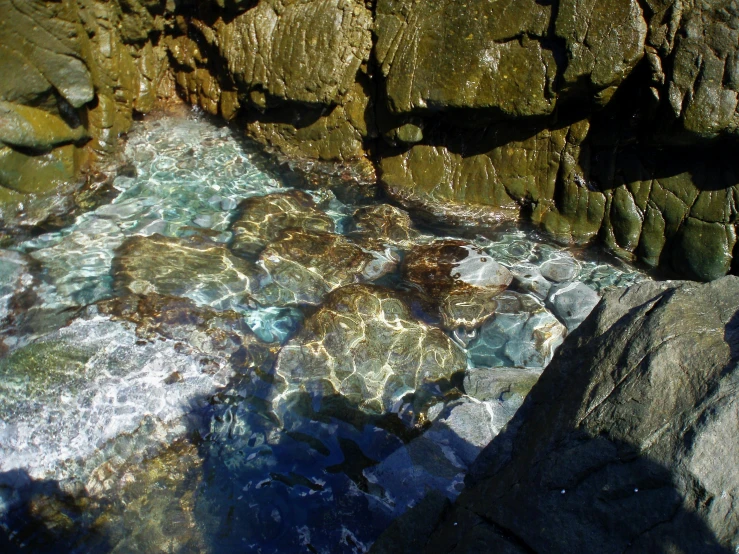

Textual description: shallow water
[0,112,648,552]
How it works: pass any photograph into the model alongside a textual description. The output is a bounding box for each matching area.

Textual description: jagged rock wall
[2,0,739,280]
[373,0,739,281]
[0,0,174,224]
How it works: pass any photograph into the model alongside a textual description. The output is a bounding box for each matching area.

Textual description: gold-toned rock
[275,284,467,414]
[254,229,396,307]
[114,234,263,308]
[439,289,502,331]
[349,204,422,249]
[403,239,513,329]
[229,191,335,257]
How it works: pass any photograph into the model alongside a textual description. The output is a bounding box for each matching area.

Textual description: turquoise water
[0,111,648,552]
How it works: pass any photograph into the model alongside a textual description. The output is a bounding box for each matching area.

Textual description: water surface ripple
[0,113,648,553]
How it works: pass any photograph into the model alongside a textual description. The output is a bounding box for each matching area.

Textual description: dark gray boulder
[376,276,739,553]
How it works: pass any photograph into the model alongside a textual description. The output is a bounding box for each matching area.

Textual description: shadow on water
[1,281,737,553]
[2,350,734,554]
[0,345,454,553]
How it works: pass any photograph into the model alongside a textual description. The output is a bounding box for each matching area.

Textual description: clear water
[0,112,648,552]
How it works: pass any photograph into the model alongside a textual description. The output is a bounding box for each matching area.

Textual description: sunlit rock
[348,204,423,249]
[275,284,467,414]
[547,281,601,331]
[403,240,513,330]
[404,240,513,296]
[253,230,396,307]
[438,289,501,331]
[463,367,542,403]
[114,234,263,311]
[229,190,335,257]
[467,293,566,369]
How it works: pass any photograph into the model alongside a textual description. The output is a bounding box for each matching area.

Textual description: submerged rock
[365,396,506,515]
[547,281,601,331]
[0,250,34,325]
[540,253,581,283]
[0,311,239,482]
[403,240,513,297]
[229,190,335,257]
[510,263,551,299]
[348,204,423,249]
[403,240,513,330]
[410,277,739,553]
[438,289,502,332]
[467,293,567,369]
[114,234,263,310]
[254,229,395,307]
[97,293,275,367]
[275,284,467,414]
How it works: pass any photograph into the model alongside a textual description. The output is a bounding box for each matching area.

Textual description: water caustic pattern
[0,113,648,552]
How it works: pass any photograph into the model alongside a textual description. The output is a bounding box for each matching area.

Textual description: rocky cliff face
[0,0,177,227]
[3,0,739,280]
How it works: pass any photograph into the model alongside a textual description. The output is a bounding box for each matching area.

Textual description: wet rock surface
[348,204,424,250]
[275,284,468,414]
[254,229,394,307]
[466,297,567,369]
[114,234,263,310]
[229,190,335,257]
[403,240,513,331]
[3,0,739,279]
[386,277,739,553]
[403,240,513,297]
[547,281,601,331]
[0,116,651,553]
[0,0,174,226]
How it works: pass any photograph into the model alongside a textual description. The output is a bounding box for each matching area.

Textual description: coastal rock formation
[3,0,739,279]
[0,0,173,224]
[376,276,739,552]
